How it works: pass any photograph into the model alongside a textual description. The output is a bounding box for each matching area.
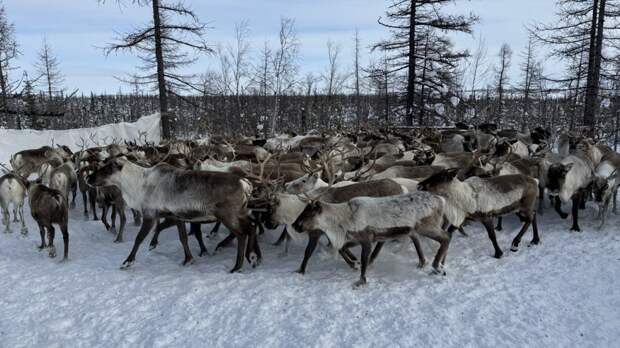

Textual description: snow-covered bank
[0,199,619,347]
[0,114,161,164]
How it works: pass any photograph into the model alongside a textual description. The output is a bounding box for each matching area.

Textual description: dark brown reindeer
[28,182,70,260]
[88,159,259,272]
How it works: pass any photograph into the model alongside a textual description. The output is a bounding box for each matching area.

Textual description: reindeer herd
[0,124,617,287]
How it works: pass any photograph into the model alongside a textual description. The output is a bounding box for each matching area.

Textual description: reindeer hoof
[352,279,368,289]
[294,268,305,275]
[352,261,361,270]
[431,268,446,276]
[248,252,259,268]
[120,260,134,269]
[199,249,209,257]
[529,239,540,247]
[229,266,242,273]
[560,213,569,219]
[570,226,582,232]
[494,250,504,259]
[182,258,194,266]
[510,245,519,252]
[109,227,117,234]
[148,243,157,250]
[114,238,123,244]
[418,260,427,269]
[48,247,57,258]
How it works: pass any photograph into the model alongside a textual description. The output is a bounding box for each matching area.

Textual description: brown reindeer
[28,183,70,260]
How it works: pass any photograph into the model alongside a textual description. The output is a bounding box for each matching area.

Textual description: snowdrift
[0,113,161,164]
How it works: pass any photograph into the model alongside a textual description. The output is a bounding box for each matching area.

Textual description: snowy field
[0,198,619,347]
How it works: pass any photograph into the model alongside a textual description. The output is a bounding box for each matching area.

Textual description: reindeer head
[546,163,574,194]
[417,168,460,193]
[292,200,323,233]
[285,172,321,194]
[87,159,125,187]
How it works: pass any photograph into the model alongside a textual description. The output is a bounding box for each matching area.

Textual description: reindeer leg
[149,218,175,250]
[122,217,156,269]
[89,190,98,220]
[273,227,288,246]
[37,223,46,249]
[70,185,77,209]
[207,221,221,239]
[510,218,532,252]
[482,218,503,259]
[2,208,9,233]
[101,204,110,231]
[296,230,321,274]
[353,240,371,288]
[570,193,582,232]
[410,234,427,268]
[47,226,56,258]
[215,232,236,252]
[115,207,126,243]
[245,225,261,268]
[538,186,545,213]
[579,190,587,210]
[176,222,194,266]
[12,207,18,223]
[529,214,540,246]
[189,223,208,256]
[82,191,88,216]
[60,223,69,260]
[554,197,568,219]
[495,216,503,231]
[430,233,451,276]
[132,209,142,226]
[19,205,27,235]
[614,189,618,214]
[338,246,359,269]
[110,205,117,234]
[368,242,384,266]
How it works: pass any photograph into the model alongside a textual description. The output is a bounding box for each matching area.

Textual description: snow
[1,125,620,346]
[1,199,618,346]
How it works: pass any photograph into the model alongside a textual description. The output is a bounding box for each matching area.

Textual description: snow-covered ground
[1,198,619,347]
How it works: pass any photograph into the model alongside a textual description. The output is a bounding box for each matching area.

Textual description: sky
[5,0,559,94]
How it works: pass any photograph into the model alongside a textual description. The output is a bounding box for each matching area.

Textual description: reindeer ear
[446,168,460,179]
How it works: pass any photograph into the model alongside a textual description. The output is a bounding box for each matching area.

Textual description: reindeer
[88,159,258,272]
[96,185,127,243]
[10,146,64,178]
[0,172,28,234]
[28,183,70,260]
[418,169,540,259]
[591,154,620,229]
[546,150,595,231]
[292,191,451,288]
[266,179,427,274]
[49,161,78,209]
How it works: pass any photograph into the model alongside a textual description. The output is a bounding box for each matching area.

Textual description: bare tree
[353,28,363,127]
[0,2,19,112]
[495,43,512,125]
[268,17,300,137]
[35,37,64,99]
[100,0,212,139]
[519,35,538,130]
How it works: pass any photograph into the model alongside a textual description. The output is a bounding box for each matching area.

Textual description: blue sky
[5,0,559,94]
